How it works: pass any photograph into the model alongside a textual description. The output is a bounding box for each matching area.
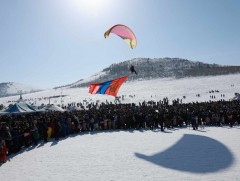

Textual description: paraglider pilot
[130,65,137,75]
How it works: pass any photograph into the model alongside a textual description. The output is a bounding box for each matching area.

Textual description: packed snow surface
[0,127,240,181]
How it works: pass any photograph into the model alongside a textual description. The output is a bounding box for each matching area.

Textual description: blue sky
[0,0,240,88]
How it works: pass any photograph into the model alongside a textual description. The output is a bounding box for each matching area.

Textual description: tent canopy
[3,101,38,114]
[42,104,65,112]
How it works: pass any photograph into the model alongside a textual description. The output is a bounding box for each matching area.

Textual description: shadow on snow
[135,134,234,173]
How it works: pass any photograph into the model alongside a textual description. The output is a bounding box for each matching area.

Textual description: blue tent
[3,101,38,114]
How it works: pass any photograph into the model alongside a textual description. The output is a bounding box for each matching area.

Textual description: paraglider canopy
[104,24,137,49]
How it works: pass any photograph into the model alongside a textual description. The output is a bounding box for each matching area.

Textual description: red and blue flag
[89,76,128,97]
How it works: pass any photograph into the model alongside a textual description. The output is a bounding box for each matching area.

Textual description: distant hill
[57,58,240,88]
[0,82,43,97]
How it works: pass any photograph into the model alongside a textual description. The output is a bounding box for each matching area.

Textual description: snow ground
[0,74,240,107]
[1,74,240,180]
[0,127,240,181]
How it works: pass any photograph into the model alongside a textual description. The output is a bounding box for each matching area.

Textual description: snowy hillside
[0,73,240,107]
[0,82,43,98]
[64,58,240,88]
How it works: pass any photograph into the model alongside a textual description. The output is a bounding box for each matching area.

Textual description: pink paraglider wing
[104,24,137,49]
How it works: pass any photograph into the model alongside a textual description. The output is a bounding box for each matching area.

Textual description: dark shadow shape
[90,131,97,135]
[135,134,234,173]
[69,133,81,137]
[7,147,26,161]
[78,131,90,136]
[37,141,45,148]
[138,128,146,133]
[128,129,135,133]
[89,128,150,135]
[26,145,37,151]
[50,140,59,147]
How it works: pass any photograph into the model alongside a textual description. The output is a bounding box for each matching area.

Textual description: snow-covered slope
[0,127,239,181]
[0,73,240,107]
[0,82,43,98]
[64,58,240,88]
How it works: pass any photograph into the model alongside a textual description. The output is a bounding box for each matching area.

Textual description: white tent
[42,104,65,112]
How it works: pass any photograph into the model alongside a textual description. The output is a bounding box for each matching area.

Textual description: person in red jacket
[0,140,7,164]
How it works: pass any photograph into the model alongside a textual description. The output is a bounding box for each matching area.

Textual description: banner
[89,76,128,97]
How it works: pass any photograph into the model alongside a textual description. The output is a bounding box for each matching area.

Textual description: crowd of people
[1,98,240,165]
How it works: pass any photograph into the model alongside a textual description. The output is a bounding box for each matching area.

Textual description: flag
[89,76,128,97]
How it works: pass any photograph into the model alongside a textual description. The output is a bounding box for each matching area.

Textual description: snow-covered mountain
[0,82,43,97]
[64,58,240,88]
